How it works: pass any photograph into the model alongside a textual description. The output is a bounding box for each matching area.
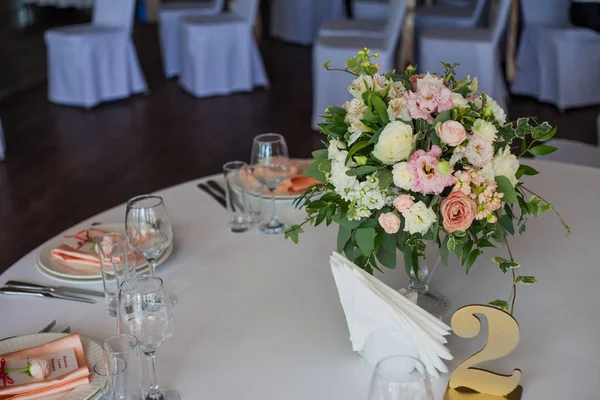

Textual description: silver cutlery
[198,182,227,209]
[0,287,96,304]
[0,319,57,342]
[209,179,246,212]
[62,326,71,334]
[5,281,104,298]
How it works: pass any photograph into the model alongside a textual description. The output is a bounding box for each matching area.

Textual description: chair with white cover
[415,0,486,31]
[311,0,407,130]
[418,0,511,111]
[270,0,346,45]
[158,0,225,78]
[511,0,600,110]
[44,0,147,108]
[541,139,600,169]
[179,0,268,98]
[351,0,389,20]
[0,118,5,161]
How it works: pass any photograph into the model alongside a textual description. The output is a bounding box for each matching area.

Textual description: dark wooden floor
[0,5,599,274]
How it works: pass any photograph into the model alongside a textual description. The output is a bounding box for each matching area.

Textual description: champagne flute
[367,356,433,400]
[250,133,291,235]
[125,194,177,306]
[118,275,180,400]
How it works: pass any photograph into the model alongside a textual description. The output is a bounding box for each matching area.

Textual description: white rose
[472,119,498,141]
[328,139,346,159]
[490,100,506,124]
[392,162,414,190]
[402,201,437,235]
[348,75,374,98]
[372,121,414,165]
[492,146,520,186]
[29,359,51,380]
[387,98,411,121]
[451,92,469,109]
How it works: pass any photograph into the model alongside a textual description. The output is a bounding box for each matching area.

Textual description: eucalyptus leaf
[499,215,515,236]
[346,165,379,176]
[495,176,517,204]
[376,246,397,269]
[355,227,376,256]
[312,149,329,161]
[529,145,557,157]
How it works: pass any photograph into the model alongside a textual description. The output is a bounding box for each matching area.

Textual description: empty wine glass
[367,356,433,400]
[125,195,177,306]
[118,275,180,400]
[250,133,291,234]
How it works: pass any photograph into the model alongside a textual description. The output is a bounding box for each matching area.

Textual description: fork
[0,319,56,342]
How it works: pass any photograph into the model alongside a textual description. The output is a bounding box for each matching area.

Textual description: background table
[1,159,599,399]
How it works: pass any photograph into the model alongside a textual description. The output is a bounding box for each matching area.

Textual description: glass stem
[268,188,279,227]
[144,351,163,400]
[148,260,156,276]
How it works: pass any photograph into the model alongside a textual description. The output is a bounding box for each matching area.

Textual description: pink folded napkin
[242,160,321,196]
[0,334,90,400]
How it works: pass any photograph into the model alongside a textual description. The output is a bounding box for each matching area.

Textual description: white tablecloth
[1,159,599,399]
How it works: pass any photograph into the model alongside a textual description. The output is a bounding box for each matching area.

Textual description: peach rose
[436,120,467,147]
[393,194,415,213]
[29,359,51,380]
[378,212,401,234]
[440,191,477,233]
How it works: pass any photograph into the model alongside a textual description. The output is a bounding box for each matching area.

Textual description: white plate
[36,224,174,284]
[0,333,102,400]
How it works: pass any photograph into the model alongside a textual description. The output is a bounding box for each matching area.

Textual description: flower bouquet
[286,49,569,313]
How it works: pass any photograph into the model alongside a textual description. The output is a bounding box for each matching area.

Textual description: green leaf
[447,236,456,252]
[371,95,390,124]
[516,164,539,179]
[537,125,557,142]
[489,300,509,311]
[332,213,362,229]
[520,138,527,155]
[528,195,542,217]
[304,160,326,181]
[540,202,553,212]
[515,276,539,285]
[346,141,373,164]
[381,233,397,253]
[403,246,413,276]
[369,127,385,144]
[344,240,361,262]
[499,215,515,236]
[312,149,329,161]
[355,227,376,257]
[433,110,453,128]
[440,235,450,266]
[346,165,379,176]
[461,240,473,265]
[529,145,558,157]
[495,176,517,204]
[376,246,397,269]
[284,225,304,244]
[477,239,495,248]
[465,249,482,274]
[377,169,394,190]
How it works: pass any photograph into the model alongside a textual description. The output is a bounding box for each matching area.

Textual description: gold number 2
[448,305,521,396]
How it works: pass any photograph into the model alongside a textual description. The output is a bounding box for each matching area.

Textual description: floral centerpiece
[286,49,569,313]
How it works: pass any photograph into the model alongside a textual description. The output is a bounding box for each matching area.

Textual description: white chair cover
[0,118,5,161]
[542,139,600,169]
[44,0,147,108]
[415,0,486,31]
[270,0,346,45]
[178,0,268,98]
[351,0,389,20]
[311,0,407,130]
[23,0,92,8]
[511,0,600,110]
[158,1,225,78]
[319,17,385,38]
[418,0,511,111]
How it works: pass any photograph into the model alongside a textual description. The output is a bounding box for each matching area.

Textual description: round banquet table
[1,159,599,399]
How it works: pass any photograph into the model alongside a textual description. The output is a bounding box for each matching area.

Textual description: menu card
[2,348,79,386]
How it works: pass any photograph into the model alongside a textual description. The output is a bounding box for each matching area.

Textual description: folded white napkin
[330,252,453,377]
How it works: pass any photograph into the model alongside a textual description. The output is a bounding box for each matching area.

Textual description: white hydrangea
[329,151,357,192]
[328,139,346,159]
[341,174,388,220]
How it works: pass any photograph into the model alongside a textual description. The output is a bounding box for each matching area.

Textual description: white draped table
[1,159,599,399]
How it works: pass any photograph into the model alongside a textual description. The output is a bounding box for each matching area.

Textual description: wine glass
[125,194,177,306]
[367,356,433,400]
[118,275,180,400]
[250,133,291,235]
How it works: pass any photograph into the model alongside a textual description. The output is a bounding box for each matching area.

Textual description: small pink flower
[464,134,494,168]
[406,145,455,195]
[393,194,415,213]
[404,74,453,122]
[436,120,467,147]
[378,212,401,234]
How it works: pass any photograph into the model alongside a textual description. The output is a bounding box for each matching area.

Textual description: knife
[208,180,245,212]
[5,281,104,298]
[197,183,227,209]
[0,287,96,304]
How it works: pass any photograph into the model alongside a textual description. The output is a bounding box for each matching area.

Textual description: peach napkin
[0,334,90,400]
[242,160,321,196]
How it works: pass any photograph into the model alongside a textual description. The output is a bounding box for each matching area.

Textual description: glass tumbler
[223,161,251,233]
[96,233,136,317]
[103,334,145,400]
[93,358,127,400]
[367,356,433,400]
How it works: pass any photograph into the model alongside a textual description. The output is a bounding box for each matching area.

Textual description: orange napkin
[0,334,90,400]
[242,160,321,196]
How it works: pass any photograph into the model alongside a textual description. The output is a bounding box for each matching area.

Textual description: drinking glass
[250,133,291,234]
[367,356,433,400]
[125,195,177,306]
[93,358,128,400]
[118,275,180,400]
[103,334,145,400]
[223,161,251,233]
[97,233,136,317]
[241,164,264,225]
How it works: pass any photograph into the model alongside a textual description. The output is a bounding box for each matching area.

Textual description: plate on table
[0,333,103,400]
[237,159,320,202]
[36,223,174,284]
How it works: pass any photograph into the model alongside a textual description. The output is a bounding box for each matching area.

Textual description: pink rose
[409,73,427,91]
[436,120,467,147]
[29,359,51,380]
[378,212,401,234]
[404,74,453,122]
[393,194,415,213]
[406,145,455,195]
[440,191,477,233]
